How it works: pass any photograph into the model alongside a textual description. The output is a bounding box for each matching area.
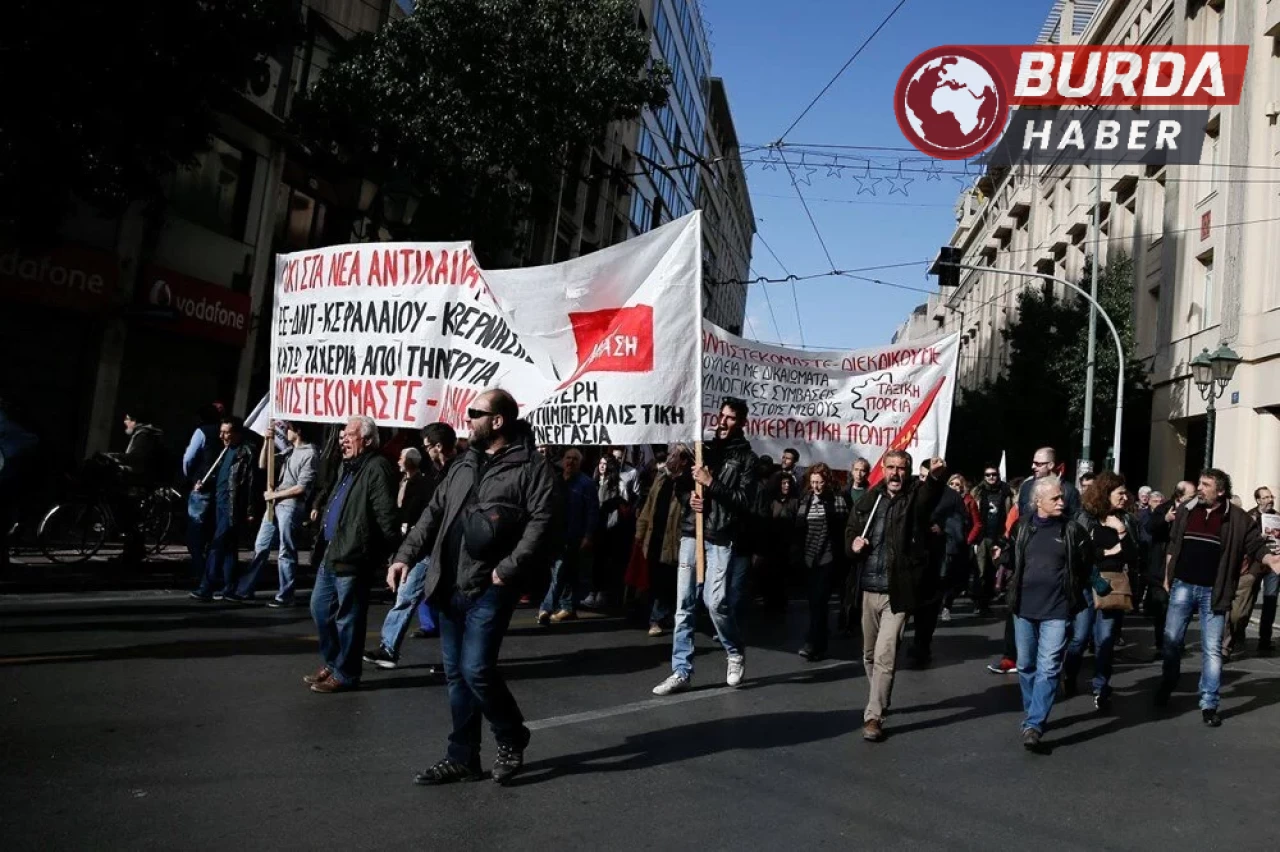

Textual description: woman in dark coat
[796,463,850,661]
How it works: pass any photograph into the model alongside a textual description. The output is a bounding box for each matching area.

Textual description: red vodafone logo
[895,46,1008,160]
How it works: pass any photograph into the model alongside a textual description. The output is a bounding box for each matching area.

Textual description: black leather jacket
[679,434,758,549]
[1006,514,1095,617]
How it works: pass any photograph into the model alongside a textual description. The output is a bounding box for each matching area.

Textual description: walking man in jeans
[239,421,316,606]
[364,423,458,669]
[391,390,558,786]
[189,417,254,602]
[1002,476,1097,751]
[652,396,759,696]
[305,416,399,693]
[846,451,946,742]
[1157,469,1280,725]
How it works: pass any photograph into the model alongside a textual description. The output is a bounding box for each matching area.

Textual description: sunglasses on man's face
[984,472,998,477]
[467,408,495,420]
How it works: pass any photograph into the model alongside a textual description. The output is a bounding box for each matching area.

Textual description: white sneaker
[652,673,691,696]
[726,655,745,687]
[941,608,952,623]
[581,593,598,609]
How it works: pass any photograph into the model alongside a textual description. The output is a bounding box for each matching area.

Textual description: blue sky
[703,0,1056,349]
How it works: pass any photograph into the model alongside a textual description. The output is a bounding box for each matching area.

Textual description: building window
[165,137,256,240]
[276,184,328,252]
[1202,115,1220,201]
[1198,250,1216,329]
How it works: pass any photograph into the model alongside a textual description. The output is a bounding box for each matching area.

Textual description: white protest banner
[269,213,703,445]
[701,323,960,474]
[270,240,544,429]
[482,212,703,446]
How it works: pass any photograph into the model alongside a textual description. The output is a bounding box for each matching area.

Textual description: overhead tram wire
[748,264,786,345]
[754,230,807,347]
[773,0,912,144]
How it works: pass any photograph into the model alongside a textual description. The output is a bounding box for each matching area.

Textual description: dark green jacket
[320,453,400,576]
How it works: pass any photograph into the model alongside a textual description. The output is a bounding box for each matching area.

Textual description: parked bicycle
[36,458,184,564]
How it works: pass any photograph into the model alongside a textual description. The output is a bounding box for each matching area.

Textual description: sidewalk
[1,545,313,595]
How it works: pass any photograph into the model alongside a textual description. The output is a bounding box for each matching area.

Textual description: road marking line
[526,659,854,731]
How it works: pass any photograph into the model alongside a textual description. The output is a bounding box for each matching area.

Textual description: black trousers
[805,559,846,653]
[1145,583,1169,651]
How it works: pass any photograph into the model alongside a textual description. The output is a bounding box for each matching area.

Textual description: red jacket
[964,494,983,545]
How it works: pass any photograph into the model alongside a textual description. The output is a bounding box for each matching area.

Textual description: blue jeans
[439,584,529,766]
[380,558,430,655]
[1014,615,1070,733]
[309,564,370,685]
[671,537,747,677]
[1064,590,1123,698]
[541,550,582,614]
[237,503,300,600]
[1162,580,1225,710]
[186,490,213,582]
[196,508,240,596]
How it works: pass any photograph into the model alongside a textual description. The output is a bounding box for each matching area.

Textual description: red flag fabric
[867,375,949,487]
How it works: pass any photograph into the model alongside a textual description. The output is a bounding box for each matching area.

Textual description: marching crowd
[168,391,1280,783]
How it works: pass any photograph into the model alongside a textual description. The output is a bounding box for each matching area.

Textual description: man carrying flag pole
[844,375,949,743]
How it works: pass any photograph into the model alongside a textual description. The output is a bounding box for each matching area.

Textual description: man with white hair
[305,416,399,693]
[1002,475,1099,752]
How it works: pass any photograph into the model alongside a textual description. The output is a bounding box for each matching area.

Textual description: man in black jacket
[845,451,946,743]
[305,415,399,694]
[1146,481,1195,655]
[390,390,559,787]
[652,396,758,696]
[973,465,1013,615]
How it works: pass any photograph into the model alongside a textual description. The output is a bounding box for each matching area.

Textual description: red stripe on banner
[867,375,948,488]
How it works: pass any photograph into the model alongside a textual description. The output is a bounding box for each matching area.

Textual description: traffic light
[930,246,962,288]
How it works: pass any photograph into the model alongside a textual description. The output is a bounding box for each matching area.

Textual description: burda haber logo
[896,44,1249,166]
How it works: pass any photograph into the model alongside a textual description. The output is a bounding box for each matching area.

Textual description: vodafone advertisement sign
[0,244,119,311]
[144,267,250,346]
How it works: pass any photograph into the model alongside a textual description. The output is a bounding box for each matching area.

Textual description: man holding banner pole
[846,451,947,743]
[653,396,758,696]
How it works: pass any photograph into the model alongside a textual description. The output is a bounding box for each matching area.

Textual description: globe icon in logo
[896,48,1007,160]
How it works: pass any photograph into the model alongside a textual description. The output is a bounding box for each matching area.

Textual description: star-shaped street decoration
[761,148,780,171]
[826,160,843,178]
[922,160,944,182]
[886,164,914,197]
[792,154,817,186]
[853,162,882,196]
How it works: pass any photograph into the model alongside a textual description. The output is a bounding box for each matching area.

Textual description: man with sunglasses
[1018,447,1080,517]
[391,389,558,787]
[973,465,1013,616]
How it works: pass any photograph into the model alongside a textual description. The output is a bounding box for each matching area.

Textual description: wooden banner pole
[265,423,276,524]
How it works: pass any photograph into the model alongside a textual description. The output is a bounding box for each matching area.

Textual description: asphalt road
[2,593,1278,851]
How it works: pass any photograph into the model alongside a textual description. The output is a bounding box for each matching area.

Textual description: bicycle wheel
[38,501,109,564]
[140,492,173,554]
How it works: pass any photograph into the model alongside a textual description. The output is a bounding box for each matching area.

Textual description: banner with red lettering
[269,213,703,444]
[700,324,960,469]
[270,239,544,428]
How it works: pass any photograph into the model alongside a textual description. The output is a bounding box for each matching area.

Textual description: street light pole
[1190,343,1243,469]
[1081,164,1102,471]
[943,262,1126,473]
[1203,395,1217,470]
